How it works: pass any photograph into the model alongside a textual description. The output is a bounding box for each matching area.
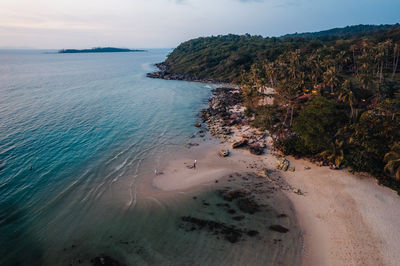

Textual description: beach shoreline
[144,125,400,266]
[134,139,303,265]
[138,84,400,266]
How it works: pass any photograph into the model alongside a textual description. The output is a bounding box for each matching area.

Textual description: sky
[0,0,399,49]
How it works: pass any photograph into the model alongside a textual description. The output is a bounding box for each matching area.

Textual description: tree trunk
[392,45,399,80]
[290,104,294,126]
[283,106,289,127]
[350,105,354,119]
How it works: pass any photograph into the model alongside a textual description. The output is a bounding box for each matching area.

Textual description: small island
[58,47,146,54]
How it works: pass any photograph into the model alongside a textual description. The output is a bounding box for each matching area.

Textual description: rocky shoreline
[199,87,339,173]
[147,65,269,155]
[200,87,269,156]
[147,65,268,156]
[148,67,299,173]
[149,65,348,171]
[146,62,228,83]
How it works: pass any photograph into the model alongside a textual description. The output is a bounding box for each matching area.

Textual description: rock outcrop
[201,87,268,155]
[147,62,224,83]
[276,157,292,171]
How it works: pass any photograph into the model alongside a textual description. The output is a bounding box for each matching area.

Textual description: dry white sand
[152,141,400,266]
[280,157,400,266]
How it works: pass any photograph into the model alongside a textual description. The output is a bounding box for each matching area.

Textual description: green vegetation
[293,96,346,154]
[58,47,146,53]
[384,142,400,180]
[163,24,399,82]
[161,24,400,187]
[281,24,398,39]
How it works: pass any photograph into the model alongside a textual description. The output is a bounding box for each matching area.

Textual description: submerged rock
[180,216,259,243]
[219,189,249,201]
[219,189,260,214]
[92,255,126,266]
[185,143,199,148]
[269,225,289,233]
[236,197,260,214]
[232,215,245,221]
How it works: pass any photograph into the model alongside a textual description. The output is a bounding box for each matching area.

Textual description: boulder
[276,157,290,171]
[249,144,264,155]
[293,188,303,195]
[232,138,248,149]
[219,149,230,157]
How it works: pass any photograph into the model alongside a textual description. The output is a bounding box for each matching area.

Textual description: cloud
[0,0,398,49]
[170,0,189,4]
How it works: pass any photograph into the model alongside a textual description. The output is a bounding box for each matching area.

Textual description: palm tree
[323,66,340,94]
[335,50,349,72]
[318,139,345,168]
[275,52,304,127]
[339,80,357,118]
[384,142,400,180]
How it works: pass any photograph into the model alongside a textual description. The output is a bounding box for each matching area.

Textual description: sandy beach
[132,138,302,265]
[129,85,400,266]
[147,136,400,266]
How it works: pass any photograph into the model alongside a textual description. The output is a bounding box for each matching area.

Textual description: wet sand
[47,137,301,265]
[54,129,400,265]
[150,137,400,266]
[134,139,302,265]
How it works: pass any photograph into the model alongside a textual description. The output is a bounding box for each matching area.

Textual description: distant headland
[58,47,146,54]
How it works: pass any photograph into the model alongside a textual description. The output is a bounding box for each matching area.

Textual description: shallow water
[0,49,216,264]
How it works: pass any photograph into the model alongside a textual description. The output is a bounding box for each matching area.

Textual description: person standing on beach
[193,160,197,169]
[154,169,158,175]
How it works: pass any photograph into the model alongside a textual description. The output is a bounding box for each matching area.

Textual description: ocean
[0,49,214,264]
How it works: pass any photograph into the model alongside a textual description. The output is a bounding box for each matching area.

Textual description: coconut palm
[384,142,400,180]
[339,80,357,118]
[317,139,345,168]
[323,66,340,94]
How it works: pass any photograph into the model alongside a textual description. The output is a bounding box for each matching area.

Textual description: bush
[274,135,309,155]
[293,96,346,153]
[346,146,384,176]
[251,106,278,130]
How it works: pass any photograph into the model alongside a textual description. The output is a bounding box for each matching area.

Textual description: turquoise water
[0,49,213,264]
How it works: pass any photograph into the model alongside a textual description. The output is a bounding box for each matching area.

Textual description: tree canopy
[159,24,400,189]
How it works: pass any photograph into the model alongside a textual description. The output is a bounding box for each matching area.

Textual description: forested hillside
[155,24,400,188]
[281,24,398,39]
[162,24,399,83]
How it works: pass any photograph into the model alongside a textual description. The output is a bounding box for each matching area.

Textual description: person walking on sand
[193,160,197,169]
[154,169,158,175]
